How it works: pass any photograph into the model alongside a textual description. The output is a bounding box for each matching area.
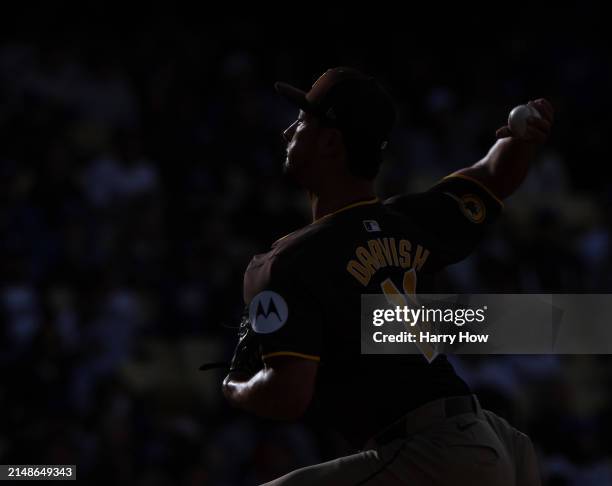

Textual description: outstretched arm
[452,98,554,200]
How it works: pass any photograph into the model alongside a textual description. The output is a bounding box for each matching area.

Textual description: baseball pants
[261,395,540,485]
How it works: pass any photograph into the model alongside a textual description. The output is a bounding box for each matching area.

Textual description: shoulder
[385,174,503,209]
[384,174,503,225]
[264,223,331,282]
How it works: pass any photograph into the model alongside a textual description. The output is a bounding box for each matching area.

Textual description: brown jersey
[242,174,503,445]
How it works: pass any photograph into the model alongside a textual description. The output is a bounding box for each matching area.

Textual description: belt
[369,395,479,448]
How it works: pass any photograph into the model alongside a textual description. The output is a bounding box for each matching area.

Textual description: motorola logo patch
[249,291,289,334]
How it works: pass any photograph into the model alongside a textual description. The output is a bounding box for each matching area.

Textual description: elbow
[222,362,317,421]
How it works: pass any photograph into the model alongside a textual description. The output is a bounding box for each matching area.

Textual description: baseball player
[219,67,553,485]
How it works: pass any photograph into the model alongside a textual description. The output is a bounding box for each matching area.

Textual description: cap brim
[274,82,312,113]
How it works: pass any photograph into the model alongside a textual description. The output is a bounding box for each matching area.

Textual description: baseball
[508,104,542,138]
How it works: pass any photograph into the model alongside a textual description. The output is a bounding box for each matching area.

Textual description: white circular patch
[249,291,289,334]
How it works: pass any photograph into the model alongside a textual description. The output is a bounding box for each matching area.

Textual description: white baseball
[508,104,542,138]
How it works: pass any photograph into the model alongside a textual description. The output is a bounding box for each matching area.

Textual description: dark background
[1,6,611,485]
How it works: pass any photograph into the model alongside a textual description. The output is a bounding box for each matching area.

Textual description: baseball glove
[199,312,263,375]
[228,313,264,375]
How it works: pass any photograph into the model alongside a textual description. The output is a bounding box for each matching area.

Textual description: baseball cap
[275,67,396,154]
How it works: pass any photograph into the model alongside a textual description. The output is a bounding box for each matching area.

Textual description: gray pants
[262,396,540,485]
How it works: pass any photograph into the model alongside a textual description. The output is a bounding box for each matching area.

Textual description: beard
[282,154,291,174]
[282,149,300,177]
[281,151,310,191]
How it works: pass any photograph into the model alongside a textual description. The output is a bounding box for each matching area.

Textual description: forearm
[453,99,554,200]
[454,138,538,200]
[222,365,313,420]
[222,369,281,418]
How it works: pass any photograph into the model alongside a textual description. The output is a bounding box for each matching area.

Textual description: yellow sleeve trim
[439,173,505,208]
[262,351,321,362]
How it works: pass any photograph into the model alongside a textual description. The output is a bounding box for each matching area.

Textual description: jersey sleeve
[247,266,322,363]
[383,173,503,265]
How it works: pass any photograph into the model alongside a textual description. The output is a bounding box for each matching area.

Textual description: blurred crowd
[1,9,612,485]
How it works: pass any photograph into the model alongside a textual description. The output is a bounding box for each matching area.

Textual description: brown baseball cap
[274,67,396,152]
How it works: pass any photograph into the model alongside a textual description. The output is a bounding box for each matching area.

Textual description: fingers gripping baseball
[496,98,554,143]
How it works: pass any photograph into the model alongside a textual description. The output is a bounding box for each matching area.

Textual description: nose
[282,121,298,143]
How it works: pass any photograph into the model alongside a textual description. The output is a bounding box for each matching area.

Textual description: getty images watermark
[372,304,489,346]
[361,294,612,360]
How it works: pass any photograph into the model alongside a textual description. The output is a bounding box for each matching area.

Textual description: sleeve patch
[459,194,486,224]
[442,191,486,224]
[249,291,289,334]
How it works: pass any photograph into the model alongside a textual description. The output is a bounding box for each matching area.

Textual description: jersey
[242,173,503,446]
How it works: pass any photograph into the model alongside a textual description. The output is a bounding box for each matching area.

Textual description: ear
[319,127,345,159]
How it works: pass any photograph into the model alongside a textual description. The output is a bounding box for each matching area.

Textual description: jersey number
[380,270,437,362]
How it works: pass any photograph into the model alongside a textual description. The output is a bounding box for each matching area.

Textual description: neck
[309,180,376,222]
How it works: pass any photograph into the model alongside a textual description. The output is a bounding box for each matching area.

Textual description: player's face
[282,110,325,185]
